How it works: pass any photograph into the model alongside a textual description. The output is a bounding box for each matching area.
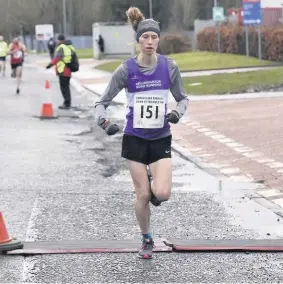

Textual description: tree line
[0,0,242,39]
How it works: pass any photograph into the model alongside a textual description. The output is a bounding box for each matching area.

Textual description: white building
[261,0,282,8]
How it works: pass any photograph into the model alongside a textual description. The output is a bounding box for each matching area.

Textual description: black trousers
[49,49,55,59]
[59,75,71,107]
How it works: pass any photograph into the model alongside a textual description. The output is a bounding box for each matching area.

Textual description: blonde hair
[126,7,145,32]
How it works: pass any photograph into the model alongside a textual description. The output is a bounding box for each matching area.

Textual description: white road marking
[21,197,41,282]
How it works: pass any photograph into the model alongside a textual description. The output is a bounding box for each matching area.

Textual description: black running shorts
[0,56,6,61]
[122,134,172,165]
[11,62,22,69]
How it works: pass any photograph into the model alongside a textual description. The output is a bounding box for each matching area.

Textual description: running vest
[10,44,24,64]
[0,41,8,57]
[124,55,171,140]
[55,44,74,74]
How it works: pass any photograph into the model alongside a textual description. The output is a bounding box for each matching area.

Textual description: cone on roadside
[45,79,50,89]
[39,80,58,119]
[40,103,57,119]
[0,212,23,253]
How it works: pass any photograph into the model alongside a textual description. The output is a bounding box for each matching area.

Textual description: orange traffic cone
[0,212,23,253]
[39,80,58,119]
[40,103,57,119]
[45,79,50,89]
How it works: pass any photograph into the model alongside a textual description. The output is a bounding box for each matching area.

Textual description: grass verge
[95,51,274,72]
[184,68,283,95]
[76,48,93,59]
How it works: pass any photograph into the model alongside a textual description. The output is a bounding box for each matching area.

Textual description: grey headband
[136,19,160,41]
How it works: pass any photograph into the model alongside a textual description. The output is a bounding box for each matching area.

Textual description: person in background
[47,37,56,59]
[8,38,25,94]
[98,35,104,54]
[0,35,8,76]
[46,34,77,109]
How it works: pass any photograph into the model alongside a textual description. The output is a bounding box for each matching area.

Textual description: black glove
[105,123,120,135]
[99,118,120,136]
[46,63,53,69]
[167,110,180,124]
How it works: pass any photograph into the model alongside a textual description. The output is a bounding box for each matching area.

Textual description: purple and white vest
[124,55,171,140]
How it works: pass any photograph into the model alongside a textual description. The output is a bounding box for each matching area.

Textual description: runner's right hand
[98,118,120,135]
[105,123,120,135]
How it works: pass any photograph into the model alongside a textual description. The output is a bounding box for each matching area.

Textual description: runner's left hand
[167,111,179,124]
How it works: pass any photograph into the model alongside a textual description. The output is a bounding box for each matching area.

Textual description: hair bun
[126,7,145,32]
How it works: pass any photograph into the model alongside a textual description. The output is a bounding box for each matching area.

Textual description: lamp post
[214,0,220,53]
[149,0,153,18]
[63,0,67,35]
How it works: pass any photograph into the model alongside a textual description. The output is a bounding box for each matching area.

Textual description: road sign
[213,7,225,22]
[242,0,262,25]
[35,25,54,41]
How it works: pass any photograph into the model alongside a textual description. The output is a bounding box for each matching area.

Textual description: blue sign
[242,0,262,25]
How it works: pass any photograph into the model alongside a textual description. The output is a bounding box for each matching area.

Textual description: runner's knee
[154,188,171,202]
[135,189,151,203]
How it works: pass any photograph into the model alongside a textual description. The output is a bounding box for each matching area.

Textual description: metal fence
[21,35,93,51]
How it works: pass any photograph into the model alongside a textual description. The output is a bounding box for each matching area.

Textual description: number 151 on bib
[133,95,166,129]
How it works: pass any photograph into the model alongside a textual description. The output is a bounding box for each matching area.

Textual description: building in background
[261,0,281,8]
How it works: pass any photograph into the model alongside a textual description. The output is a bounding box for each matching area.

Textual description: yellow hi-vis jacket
[55,44,75,74]
[0,41,8,57]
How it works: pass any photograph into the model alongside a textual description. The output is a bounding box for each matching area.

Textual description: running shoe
[138,238,154,259]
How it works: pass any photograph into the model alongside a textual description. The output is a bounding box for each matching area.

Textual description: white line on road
[21,197,41,283]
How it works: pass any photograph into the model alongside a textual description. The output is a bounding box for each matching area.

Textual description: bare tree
[0,0,244,39]
[71,0,104,35]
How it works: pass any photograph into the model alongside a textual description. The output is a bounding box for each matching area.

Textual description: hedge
[197,23,283,62]
[158,32,191,55]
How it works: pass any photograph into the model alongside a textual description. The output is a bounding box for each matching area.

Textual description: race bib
[133,94,166,129]
[13,50,22,59]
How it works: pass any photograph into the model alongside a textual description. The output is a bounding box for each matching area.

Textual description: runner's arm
[94,63,127,121]
[21,44,27,56]
[20,43,26,52]
[7,43,14,55]
[168,59,189,119]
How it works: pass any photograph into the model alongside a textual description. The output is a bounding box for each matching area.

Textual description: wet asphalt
[1,56,283,283]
